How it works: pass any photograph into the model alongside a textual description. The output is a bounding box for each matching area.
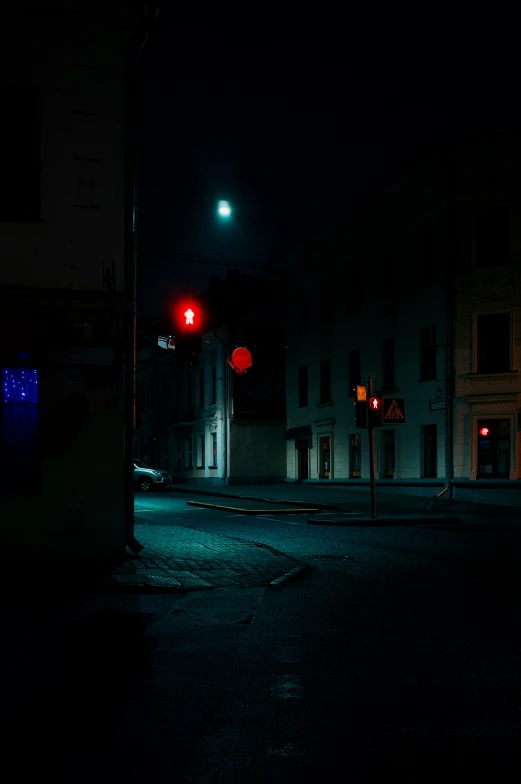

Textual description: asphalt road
[3,491,520,782]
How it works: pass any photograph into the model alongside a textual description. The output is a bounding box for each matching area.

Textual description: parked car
[134,459,172,492]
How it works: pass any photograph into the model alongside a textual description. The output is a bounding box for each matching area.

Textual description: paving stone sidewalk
[101,523,308,591]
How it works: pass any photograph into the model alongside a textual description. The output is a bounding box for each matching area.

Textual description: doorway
[477,419,510,478]
[319,436,331,478]
[383,429,395,478]
[296,439,309,481]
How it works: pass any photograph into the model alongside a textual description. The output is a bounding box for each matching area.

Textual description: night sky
[135,16,516,317]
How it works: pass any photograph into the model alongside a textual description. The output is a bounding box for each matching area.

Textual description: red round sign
[231,347,253,371]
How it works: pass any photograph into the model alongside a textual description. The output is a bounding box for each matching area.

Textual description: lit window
[1,368,39,494]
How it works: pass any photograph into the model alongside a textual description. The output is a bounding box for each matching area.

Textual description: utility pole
[123,5,160,555]
[368,376,377,518]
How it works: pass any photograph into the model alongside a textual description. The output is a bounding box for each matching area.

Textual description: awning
[284,425,312,441]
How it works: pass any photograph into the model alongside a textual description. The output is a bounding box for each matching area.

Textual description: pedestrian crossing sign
[382,397,406,424]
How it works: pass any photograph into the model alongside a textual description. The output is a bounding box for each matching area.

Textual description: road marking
[226,514,246,517]
[258,516,305,525]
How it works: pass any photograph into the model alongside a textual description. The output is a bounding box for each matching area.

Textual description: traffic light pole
[368,376,377,518]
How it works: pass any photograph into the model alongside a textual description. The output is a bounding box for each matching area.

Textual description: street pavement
[2,490,521,781]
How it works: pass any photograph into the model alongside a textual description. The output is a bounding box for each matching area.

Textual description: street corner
[98,523,311,593]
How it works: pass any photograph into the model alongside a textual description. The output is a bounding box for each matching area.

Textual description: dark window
[184,439,193,469]
[423,424,437,477]
[211,432,217,467]
[319,359,331,403]
[211,365,217,405]
[199,434,205,468]
[383,430,395,478]
[199,370,205,407]
[476,208,510,268]
[298,366,308,408]
[350,433,361,477]
[477,313,510,373]
[348,349,361,395]
[0,368,39,493]
[297,297,309,334]
[381,339,395,389]
[420,326,436,382]
[0,83,40,221]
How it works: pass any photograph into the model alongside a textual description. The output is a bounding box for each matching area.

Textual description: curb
[187,501,319,514]
[270,563,312,585]
[168,486,345,512]
[307,516,464,527]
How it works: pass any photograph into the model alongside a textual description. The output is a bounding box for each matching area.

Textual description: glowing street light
[217,200,232,218]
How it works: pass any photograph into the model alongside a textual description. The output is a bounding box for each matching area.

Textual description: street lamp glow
[217,200,232,218]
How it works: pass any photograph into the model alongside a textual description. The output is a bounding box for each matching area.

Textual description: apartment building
[276,138,521,503]
[0,2,136,559]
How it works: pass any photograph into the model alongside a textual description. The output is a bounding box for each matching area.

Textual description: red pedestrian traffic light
[479,426,490,437]
[368,396,383,427]
[173,298,205,333]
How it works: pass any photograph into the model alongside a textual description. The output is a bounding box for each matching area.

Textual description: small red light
[479,427,490,437]
[369,396,381,410]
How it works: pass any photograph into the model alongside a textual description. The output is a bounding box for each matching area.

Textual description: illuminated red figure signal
[369,396,381,410]
[479,427,490,437]
[173,299,204,333]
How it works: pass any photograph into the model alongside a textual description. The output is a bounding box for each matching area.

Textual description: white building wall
[283,160,450,488]
[452,144,521,483]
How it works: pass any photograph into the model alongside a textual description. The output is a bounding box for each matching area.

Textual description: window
[199,369,205,407]
[383,430,395,478]
[0,84,40,221]
[381,339,395,389]
[350,433,361,477]
[298,366,308,408]
[199,434,205,468]
[477,419,510,478]
[422,424,437,478]
[297,296,309,334]
[420,326,436,382]
[319,436,331,478]
[211,365,217,405]
[477,313,510,373]
[319,359,331,403]
[184,439,193,469]
[210,432,217,467]
[475,207,510,268]
[348,349,361,396]
[1,368,39,493]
